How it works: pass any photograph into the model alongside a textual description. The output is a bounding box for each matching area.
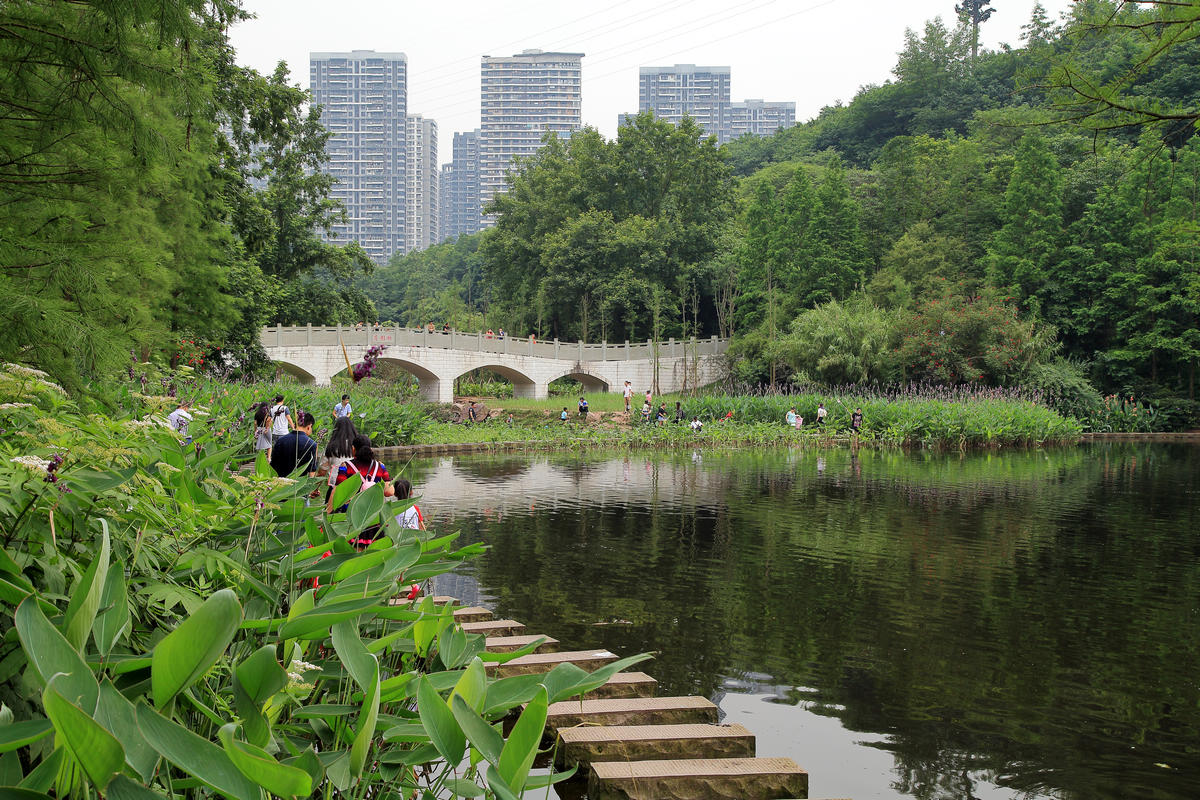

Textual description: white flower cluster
[2,363,49,379]
[125,419,159,429]
[10,455,51,472]
[287,658,320,688]
[0,402,32,409]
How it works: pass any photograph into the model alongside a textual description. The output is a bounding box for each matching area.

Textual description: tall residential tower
[637,64,730,139]
[480,50,583,220]
[405,114,438,253]
[441,129,482,241]
[309,50,407,263]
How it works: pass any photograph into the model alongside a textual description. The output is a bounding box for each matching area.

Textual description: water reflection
[404,444,1200,800]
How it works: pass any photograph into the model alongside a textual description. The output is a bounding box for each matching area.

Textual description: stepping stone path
[404,592,817,799]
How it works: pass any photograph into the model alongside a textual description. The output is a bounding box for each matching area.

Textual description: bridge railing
[260,325,729,361]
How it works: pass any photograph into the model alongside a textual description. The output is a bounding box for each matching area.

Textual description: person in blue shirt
[333,394,352,423]
[560,408,569,422]
[271,411,318,478]
[578,396,589,420]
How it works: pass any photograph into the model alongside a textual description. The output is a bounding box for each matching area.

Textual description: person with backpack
[271,411,318,478]
[392,478,426,530]
[328,433,395,513]
[252,402,273,458]
[269,394,293,446]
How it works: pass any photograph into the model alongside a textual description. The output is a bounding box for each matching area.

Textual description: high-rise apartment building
[437,163,454,245]
[723,99,797,142]
[442,129,482,240]
[638,64,730,140]
[405,114,438,253]
[480,50,583,220]
[309,50,407,264]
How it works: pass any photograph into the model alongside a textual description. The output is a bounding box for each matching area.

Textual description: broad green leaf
[329,621,381,778]
[94,682,158,781]
[0,750,20,784]
[63,525,109,651]
[332,548,388,582]
[482,673,545,716]
[524,765,578,789]
[349,667,379,779]
[42,676,124,791]
[438,625,481,669]
[14,598,97,711]
[92,565,130,659]
[329,621,375,692]
[448,658,487,714]
[280,749,323,790]
[328,473,361,511]
[105,775,167,800]
[16,747,62,792]
[498,686,547,791]
[567,653,654,697]
[218,724,312,798]
[0,789,54,800]
[416,675,465,766]
[444,778,484,798]
[449,695,503,766]
[254,450,272,478]
[411,595,438,657]
[0,719,52,753]
[276,597,379,640]
[152,588,242,708]
[235,646,288,704]
[347,481,384,531]
[485,764,522,800]
[380,722,431,743]
[135,703,262,800]
[66,468,135,494]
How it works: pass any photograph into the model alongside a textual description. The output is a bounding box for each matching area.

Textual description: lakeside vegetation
[0,363,638,800]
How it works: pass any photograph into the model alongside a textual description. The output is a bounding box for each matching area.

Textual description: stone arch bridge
[260,326,730,403]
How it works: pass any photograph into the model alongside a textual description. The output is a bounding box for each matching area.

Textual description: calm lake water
[403,444,1200,800]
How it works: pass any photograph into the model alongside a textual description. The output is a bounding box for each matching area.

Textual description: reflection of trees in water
[448,444,1200,800]
[451,457,531,481]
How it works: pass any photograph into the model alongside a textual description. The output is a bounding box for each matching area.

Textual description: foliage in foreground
[0,363,646,799]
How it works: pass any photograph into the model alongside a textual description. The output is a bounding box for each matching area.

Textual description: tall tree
[955,0,997,58]
[806,156,870,307]
[986,133,1064,308]
[0,0,244,388]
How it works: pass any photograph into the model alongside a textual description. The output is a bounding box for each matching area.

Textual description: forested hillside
[374,0,1200,425]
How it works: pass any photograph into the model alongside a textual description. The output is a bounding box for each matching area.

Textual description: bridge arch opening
[271,359,317,385]
[452,365,538,399]
[333,357,448,403]
[548,371,610,394]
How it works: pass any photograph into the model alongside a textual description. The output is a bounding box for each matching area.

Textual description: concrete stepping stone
[484,634,559,653]
[488,649,618,678]
[460,619,526,637]
[545,696,717,732]
[452,606,493,623]
[588,757,808,800]
[556,723,755,767]
[587,672,658,699]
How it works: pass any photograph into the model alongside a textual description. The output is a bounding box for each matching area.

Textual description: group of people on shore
[247,393,425,534]
[784,403,864,432]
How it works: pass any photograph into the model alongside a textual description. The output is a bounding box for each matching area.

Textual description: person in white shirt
[269,394,293,445]
[816,403,828,427]
[167,401,193,439]
[333,394,352,423]
[392,478,426,530]
[690,417,703,431]
[622,381,633,413]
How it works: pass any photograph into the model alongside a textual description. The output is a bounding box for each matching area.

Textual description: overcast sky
[229,0,1075,165]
